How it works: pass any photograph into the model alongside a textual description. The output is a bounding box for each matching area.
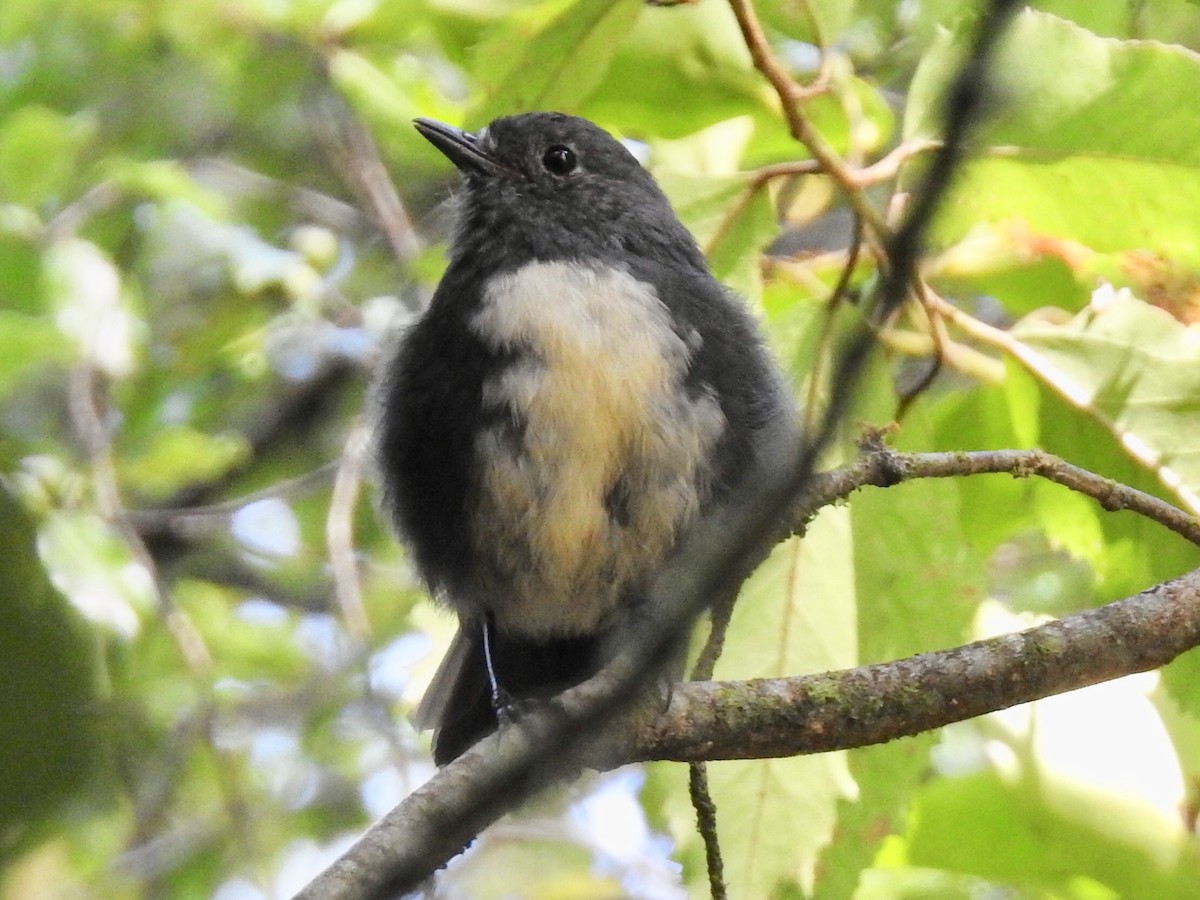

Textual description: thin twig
[874,326,1005,384]
[44,182,122,242]
[893,278,948,420]
[128,462,338,539]
[726,0,888,243]
[849,138,941,187]
[703,139,935,265]
[689,762,727,900]
[803,211,867,430]
[67,365,212,675]
[797,443,1200,548]
[308,73,422,267]
[702,162,821,260]
[826,212,863,309]
[327,420,372,639]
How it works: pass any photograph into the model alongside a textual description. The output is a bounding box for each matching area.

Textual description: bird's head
[414,112,702,269]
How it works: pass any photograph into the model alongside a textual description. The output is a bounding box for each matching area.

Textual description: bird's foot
[491,688,537,727]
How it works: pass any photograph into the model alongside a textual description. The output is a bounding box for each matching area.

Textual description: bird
[376,111,796,765]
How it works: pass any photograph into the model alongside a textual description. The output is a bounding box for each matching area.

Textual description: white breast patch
[467,261,725,636]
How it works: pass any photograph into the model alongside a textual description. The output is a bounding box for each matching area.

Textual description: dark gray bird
[377,112,795,764]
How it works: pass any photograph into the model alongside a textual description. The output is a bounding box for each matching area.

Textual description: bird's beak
[413,118,506,177]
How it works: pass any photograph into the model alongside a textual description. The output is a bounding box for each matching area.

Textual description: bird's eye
[541,145,577,176]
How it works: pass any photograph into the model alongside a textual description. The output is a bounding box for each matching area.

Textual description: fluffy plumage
[377,112,794,764]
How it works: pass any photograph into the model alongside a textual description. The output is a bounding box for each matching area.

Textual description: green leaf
[1162,648,1200,719]
[907,680,1200,899]
[0,486,106,862]
[117,425,250,501]
[817,738,937,899]
[924,351,1196,608]
[905,11,1200,269]
[907,770,1065,890]
[327,48,423,135]
[469,0,641,126]
[1005,360,1199,604]
[658,173,779,303]
[1009,288,1200,515]
[43,237,144,377]
[1025,0,1140,37]
[813,379,987,897]
[0,227,44,314]
[757,0,860,46]
[580,1,770,138]
[650,448,865,897]
[860,410,985,662]
[0,106,95,208]
[101,158,224,213]
[693,514,858,897]
[176,582,309,683]
[0,311,67,399]
[38,510,154,638]
[923,376,1105,614]
[927,221,1093,318]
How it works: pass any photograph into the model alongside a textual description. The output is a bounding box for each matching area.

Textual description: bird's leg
[481,613,518,725]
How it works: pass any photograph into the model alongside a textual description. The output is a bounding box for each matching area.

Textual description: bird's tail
[415,625,607,765]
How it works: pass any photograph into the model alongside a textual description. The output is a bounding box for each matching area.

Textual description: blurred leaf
[658,173,779,303]
[178,583,309,683]
[43,237,143,377]
[444,830,621,899]
[908,770,1072,891]
[101,158,224,213]
[905,11,1200,269]
[0,0,46,43]
[0,485,105,862]
[1027,0,1136,37]
[469,0,641,126]
[322,0,426,43]
[907,681,1200,897]
[0,311,65,398]
[328,49,422,137]
[38,510,154,638]
[0,228,44,314]
[817,738,936,899]
[757,0,860,45]
[927,220,1092,317]
[118,425,250,501]
[581,1,769,137]
[1162,648,1200,719]
[0,106,95,208]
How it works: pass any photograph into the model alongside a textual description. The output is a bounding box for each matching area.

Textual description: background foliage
[3,0,1200,897]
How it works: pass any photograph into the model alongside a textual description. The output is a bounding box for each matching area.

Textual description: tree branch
[294,442,1200,898]
[299,558,1200,899]
[637,566,1200,762]
[795,442,1200,548]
